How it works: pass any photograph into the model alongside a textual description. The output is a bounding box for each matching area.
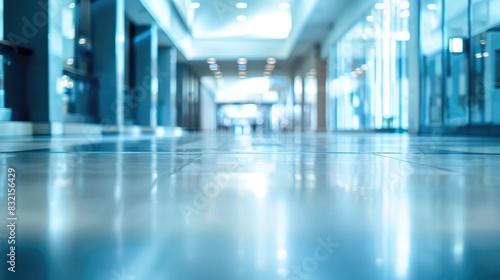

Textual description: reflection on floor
[1,133,500,280]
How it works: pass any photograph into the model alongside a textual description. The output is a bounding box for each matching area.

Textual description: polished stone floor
[1,132,500,280]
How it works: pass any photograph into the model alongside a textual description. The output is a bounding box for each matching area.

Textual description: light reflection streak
[114,139,124,260]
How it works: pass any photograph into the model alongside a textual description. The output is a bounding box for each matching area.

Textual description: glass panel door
[421,0,444,126]
[0,0,4,109]
[470,0,500,124]
[445,0,469,125]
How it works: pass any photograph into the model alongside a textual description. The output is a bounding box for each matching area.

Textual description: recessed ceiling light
[207,58,217,64]
[427,3,438,10]
[366,15,375,22]
[400,1,410,10]
[279,2,290,9]
[277,249,287,260]
[238,64,247,71]
[69,2,75,8]
[400,10,410,18]
[374,3,384,10]
[237,58,248,64]
[266,58,277,64]
[236,2,248,9]
[237,15,247,22]
[191,2,201,9]
[264,71,272,76]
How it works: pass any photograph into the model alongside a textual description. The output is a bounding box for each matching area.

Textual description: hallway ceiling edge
[127,0,322,60]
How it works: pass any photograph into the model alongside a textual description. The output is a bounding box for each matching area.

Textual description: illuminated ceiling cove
[189,0,293,39]
[140,0,318,60]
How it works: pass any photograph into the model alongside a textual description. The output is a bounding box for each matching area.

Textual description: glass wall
[329,0,411,131]
[421,0,444,126]
[51,0,98,123]
[445,0,469,125]
[421,0,500,128]
[0,0,4,109]
[471,0,500,124]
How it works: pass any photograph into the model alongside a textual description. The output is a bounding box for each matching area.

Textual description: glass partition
[50,0,97,123]
[0,0,4,109]
[470,0,500,124]
[420,0,500,128]
[445,0,469,125]
[421,0,444,126]
[329,0,411,131]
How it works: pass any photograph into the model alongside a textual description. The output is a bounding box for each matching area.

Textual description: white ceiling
[126,0,349,77]
[189,0,293,39]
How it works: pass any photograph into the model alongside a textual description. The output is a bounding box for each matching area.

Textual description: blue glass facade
[328,0,500,134]
[328,0,411,131]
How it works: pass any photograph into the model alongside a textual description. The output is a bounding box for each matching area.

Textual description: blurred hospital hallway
[1,132,500,279]
[2,0,500,279]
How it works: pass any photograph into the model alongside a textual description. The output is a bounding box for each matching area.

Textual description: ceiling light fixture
[427,3,438,10]
[375,3,385,10]
[236,2,248,9]
[279,2,290,9]
[191,2,201,9]
[266,58,277,64]
[207,58,217,64]
[69,2,75,8]
[237,58,248,64]
[237,15,247,22]
[265,64,275,71]
[400,1,410,10]
[400,10,410,18]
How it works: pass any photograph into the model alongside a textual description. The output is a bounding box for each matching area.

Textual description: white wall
[200,82,217,131]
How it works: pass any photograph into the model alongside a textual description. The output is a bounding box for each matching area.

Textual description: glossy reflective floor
[1,133,500,280]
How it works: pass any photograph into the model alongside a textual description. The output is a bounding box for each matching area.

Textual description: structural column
[157,46,177,127]
[315,45,327,132]
[4,0,63,124]
[407,0,420,132]
[91,0,125,128]
[133,25,158,127]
